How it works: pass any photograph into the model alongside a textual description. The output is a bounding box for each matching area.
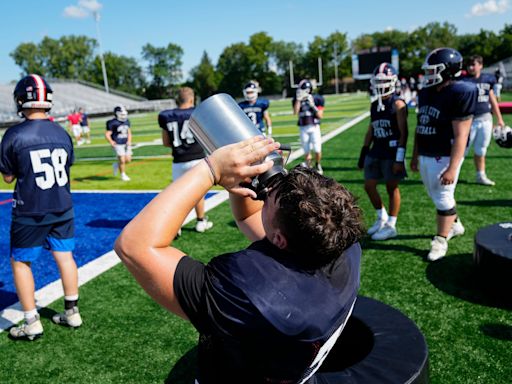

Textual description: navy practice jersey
[416,81,477,157]
[238,98,270,133]
[106,118,130,145]
[292,95,325,126]
[158,107,205,163]
[369,95,407,159]
[174,238,361,383]
[80,113,88,126]
[0,119,74,217]
[462,73,496,116]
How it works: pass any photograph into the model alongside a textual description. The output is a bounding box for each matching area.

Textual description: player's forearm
[449,120,471,168]
[489,91,505,125]
[293,101,300,114]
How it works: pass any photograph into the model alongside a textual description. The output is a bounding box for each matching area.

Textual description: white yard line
[0,110,369,332]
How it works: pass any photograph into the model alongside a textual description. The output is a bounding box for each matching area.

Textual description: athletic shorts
[364,156,407,181]
[467,113,493,157]
[10,218,75,262]
[81,125,90,134]
[172,159,202,180]
[71,124,81,137]
[114,144,132,157]
[299,124,322,154]
[419,155,463,211]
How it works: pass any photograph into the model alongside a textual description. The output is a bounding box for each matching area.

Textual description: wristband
[203,157,218,185]
[395,147,406,162]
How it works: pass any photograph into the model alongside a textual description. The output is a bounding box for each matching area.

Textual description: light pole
[93,11,109,93]
[333,43,339,94]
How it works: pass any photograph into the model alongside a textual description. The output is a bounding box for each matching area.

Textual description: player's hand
[440,167,456,185]
[392,162,405,174]
[208,136,280,198]
[306,94,315,105]
[410,156,419,172]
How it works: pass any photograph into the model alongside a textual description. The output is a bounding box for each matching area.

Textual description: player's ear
[271,230,288,250]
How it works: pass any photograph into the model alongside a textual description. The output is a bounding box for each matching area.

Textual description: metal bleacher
[0,79,175,126]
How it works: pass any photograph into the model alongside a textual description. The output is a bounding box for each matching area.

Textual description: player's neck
[23,109,48,120]
[178,101,194,109]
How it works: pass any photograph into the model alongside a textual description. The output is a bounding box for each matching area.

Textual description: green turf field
[1,93,511,383]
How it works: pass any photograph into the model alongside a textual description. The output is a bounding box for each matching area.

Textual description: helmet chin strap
[377,94,386,111]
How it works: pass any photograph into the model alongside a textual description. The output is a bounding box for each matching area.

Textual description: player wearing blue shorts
[411,48,478,261]
[238,81,272,136]
[0,75,82,340]
[358,63,408,241]
[158,87,213,233]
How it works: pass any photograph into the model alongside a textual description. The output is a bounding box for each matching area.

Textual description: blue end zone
[0,191,216,311]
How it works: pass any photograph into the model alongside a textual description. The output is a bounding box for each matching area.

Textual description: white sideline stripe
[0,190,229,332]
[0,110,370,332]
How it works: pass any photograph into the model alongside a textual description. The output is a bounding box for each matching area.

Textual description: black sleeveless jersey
[174,238,361,383]
[369,95,406,159]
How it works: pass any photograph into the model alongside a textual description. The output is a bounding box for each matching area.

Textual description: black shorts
[10,218,75,262]
[364,156,407,181]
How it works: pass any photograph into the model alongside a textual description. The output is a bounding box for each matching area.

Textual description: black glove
[358,146,369,169]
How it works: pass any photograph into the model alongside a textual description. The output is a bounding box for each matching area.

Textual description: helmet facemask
[243,88,258,102]
[371,73,397,111]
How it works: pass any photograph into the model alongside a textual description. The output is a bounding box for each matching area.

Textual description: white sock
[24,308,38,322]
[121,172,127,177]
[377,208,388,221]
[476,170,485,178]
[387,216,397,227]
[65,294,79,301]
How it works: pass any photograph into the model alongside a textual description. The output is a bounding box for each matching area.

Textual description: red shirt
[67,113,81,125]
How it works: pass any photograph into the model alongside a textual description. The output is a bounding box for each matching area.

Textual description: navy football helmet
[422,48,463,88]
[493,125,512,148]
[13,74,53,114]
[243,81,260,101]
[114,105,128,121]
[371,63,398,98]
[296,79,313,100]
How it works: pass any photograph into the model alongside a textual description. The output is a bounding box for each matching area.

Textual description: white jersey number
[166,120,195,147]
[30,148,69,190]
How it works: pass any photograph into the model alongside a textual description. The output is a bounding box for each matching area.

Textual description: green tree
[10,35,97,79]
[142,42,184,99]
[189,51,219,100]
[86,52,145,95]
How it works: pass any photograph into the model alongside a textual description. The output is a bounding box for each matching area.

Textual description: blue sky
[0,0,511,84]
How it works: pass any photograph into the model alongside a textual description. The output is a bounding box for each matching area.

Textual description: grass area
[1,92,512,383]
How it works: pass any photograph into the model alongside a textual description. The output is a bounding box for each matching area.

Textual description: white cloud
[63,5,89,18]
[467,0,509,17]
[63,0,102,19]
[79,0,103,12]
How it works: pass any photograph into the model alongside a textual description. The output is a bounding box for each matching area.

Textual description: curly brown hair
[269,166,364,269]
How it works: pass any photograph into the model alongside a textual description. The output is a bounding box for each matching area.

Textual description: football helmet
[422,48,463,88]
[243,81,260,102]
[371,63,398,98]
[493,125,512,148]
[13,74,53,114]
[296,79,313,101]
[114,105,128,121]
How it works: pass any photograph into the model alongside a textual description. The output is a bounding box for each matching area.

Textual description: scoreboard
[352,47,399,80]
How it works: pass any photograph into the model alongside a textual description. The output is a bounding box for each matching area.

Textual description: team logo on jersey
[420,114,430,125]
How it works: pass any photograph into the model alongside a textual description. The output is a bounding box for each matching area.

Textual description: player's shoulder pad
[482,72,496,84]
[451,80,478,97]
[314,94,325,106]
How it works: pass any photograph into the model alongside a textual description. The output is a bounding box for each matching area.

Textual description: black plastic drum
[316,296,429,384]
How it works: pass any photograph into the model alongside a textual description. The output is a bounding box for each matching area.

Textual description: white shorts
[71,124,81,137]
[467,113,492,157]
[172,159,202,180]
[494,83,502,98]
[299,124,322,154]
[81,125,90,134]
[419,155,463,211]
[114,144,132,157]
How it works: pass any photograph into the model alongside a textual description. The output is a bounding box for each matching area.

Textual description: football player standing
[358,63,408,241]
[462,55,505,186]
[105,105,132,181]
[0,75,82,340]
[158,87,213,233]
[238,81,272,136]
[292,79,325,174]
[411,48,478,261]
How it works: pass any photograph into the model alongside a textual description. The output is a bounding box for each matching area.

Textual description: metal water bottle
[189,93,287,199]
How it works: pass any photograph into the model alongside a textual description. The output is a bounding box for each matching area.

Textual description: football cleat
[427,236,448,261]
[371,224,397,241]
[447,219,465,241]
[314,164,324,175]
[195,218,213,233]
[475,174,495,186]
[121,173,131,182]
[52,307,82,328]
[367,218,387,235]
[10,315,43,340]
